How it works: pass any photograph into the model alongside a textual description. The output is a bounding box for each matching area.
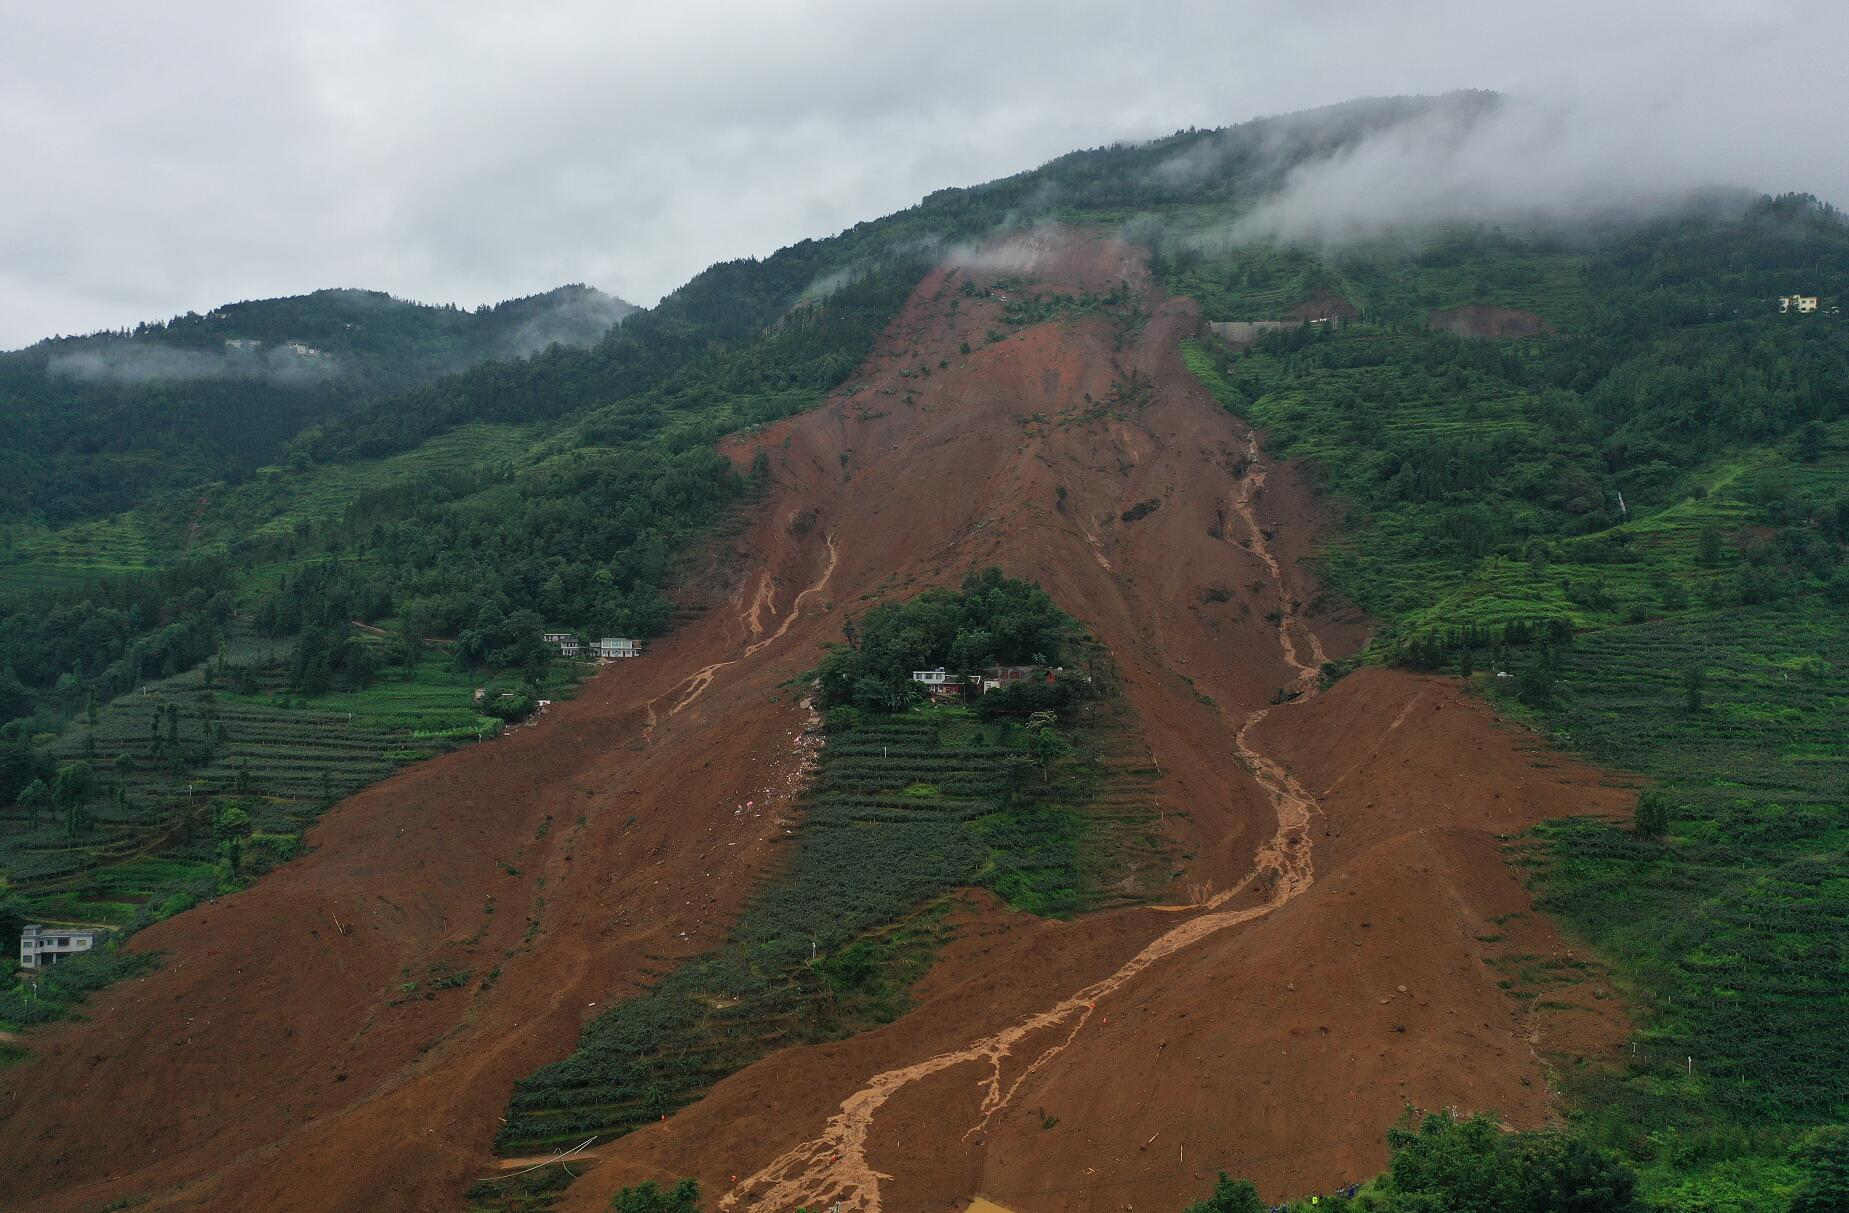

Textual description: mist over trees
[0,285,632,523]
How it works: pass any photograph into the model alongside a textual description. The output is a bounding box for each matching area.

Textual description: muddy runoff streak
[641,533,840,742]
[721,436,1325,1213]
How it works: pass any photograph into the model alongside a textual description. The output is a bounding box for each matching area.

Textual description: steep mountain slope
[0,95,1507,995]
[0,231,1626,1212]
[549,234,1631,1212]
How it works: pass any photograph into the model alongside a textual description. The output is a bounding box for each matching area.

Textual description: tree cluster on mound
[1187,1112,1642,1213]
[1188,1110,1849,1213]
[814,568,1079,714]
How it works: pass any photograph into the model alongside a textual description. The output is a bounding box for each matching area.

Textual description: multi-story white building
[543,632,584,657]
[1780,294,1820,314]
[594,637,643,659]
[19,925,106,970]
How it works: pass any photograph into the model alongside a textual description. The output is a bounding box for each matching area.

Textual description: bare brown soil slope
[1,229,1620,1213]
[1427,305,1554,339]
[554,682,1628,1213]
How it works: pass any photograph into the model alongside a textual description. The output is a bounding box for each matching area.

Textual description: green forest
[1181,1114,1847,1213]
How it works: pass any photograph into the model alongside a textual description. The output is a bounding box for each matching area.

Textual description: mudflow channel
[723,434,1328,1213]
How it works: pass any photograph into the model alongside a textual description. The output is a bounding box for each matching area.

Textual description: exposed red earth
[1286,292,1359,323]
[0,229,1625,1213]
[1427,305,1555,339]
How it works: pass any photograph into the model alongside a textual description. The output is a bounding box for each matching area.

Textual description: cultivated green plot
[3,638,506,927]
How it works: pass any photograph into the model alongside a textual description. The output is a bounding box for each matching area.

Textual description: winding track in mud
[647,533,841,733]
[720,433,1327,1213]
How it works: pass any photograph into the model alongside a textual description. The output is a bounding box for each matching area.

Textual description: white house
[19,925,106,970]
[543,632,583,657]
[1780,294,1820,314]
[909,667,967,701]
[595,637,643,659]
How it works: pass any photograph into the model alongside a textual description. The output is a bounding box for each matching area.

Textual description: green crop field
[1499,603,1848,1203]
[0,629,539,935]
[195,422,541,551]
[0,513,161,600]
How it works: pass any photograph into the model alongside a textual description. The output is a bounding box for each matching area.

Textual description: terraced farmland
[1511,604,1849,1127]
[0,513,161,599]
[1175,256,1848,1205]
[199,422,538,549]
[497,698,1168,1154]
[1,634,501,924]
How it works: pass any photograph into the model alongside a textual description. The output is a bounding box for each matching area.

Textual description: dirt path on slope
[663,532,837,720]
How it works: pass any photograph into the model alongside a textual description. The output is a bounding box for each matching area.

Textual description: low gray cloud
[47,339,340,385]
[4,1,1846,349]
[1221,88,1813,247]
[496,290,636,360]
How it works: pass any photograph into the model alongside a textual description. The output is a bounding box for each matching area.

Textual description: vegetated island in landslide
[488,570,1172,1160]
[1171,194,1849,1209]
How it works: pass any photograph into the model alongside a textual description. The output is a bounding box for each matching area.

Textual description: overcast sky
[3,0,1845,349]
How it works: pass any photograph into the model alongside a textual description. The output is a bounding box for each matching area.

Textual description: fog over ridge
[46,339,342,386]
[4,1,1846,348]
[1220,91,1806,246]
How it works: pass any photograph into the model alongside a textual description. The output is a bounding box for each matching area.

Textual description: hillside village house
[19,925,106,970]
[910,664,1068,701]
[1780,294,1820,313]
[594,637,643,659]
[980,664,1046,693]
[909,667,965,701]
[543,632,583,657]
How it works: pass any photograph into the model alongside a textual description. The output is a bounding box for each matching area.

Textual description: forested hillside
[1173,194,1847,1209]
[0,253,929,956]
[1,93,1490,751]
[0,285,633,524]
